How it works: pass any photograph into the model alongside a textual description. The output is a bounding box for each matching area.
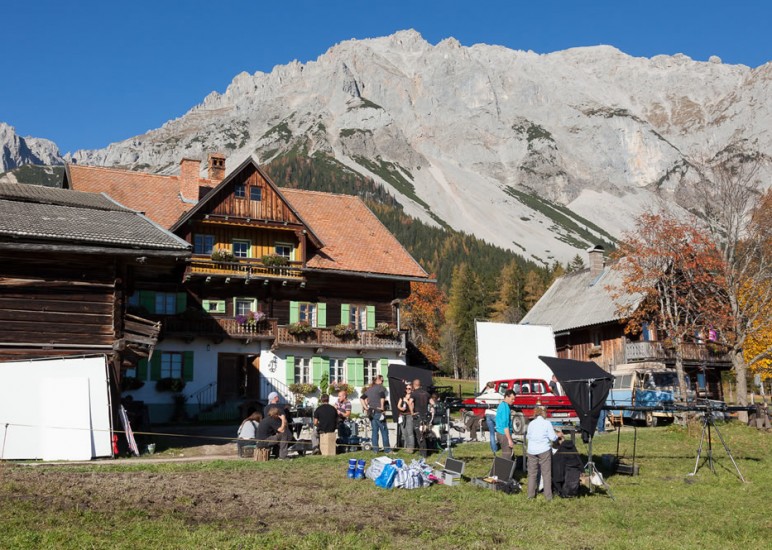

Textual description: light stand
[584,378,614,500]
[689,407,745,482]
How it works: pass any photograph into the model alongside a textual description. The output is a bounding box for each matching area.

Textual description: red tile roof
[65,164,215,229]
[282,189,429,279]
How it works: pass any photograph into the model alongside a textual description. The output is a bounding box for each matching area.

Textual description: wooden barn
[521,246,731,399]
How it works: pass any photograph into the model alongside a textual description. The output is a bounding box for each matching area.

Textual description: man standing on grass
[335,389,353,444]
[495,390,516,460]
[362,375,391,453]
[313,394,338,456]
[411,378,434,458]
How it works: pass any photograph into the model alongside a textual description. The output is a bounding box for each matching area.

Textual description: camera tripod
[689,409,745,482]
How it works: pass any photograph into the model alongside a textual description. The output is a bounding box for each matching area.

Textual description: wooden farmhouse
[521,246,731,400]
[65,155,430,421]
[0,183,191,386]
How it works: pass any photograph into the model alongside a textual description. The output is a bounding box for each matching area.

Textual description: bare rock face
[0,123,63,172]
[14,31,772,263]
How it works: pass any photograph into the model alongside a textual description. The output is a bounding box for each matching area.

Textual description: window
[274,243,293,260]
[232,240,251,258]
[203,300,225,314]
[294,356,311,384]
[250,187,262,201]
[298,302,316,325]
[194,234,215,255]
[350,305,368,330]
[155,292,177,315]
[363,359,379,386]
[161,352,183,378]
[235,184,245,198]
[235,298,257,316]
[329,358,346,384]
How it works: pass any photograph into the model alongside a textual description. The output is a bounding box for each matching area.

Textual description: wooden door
[217,354,243,402]
[246,355,261,399]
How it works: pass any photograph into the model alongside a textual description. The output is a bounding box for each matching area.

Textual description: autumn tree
[694,151,772,413]
[612,211,730,400]
[445,263,490,377]
[490,260,527,323]
[523,270,547,311]
[401,279,446,367]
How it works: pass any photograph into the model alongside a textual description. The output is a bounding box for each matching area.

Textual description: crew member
[263,391,293,459]
[397,384,415,452]
[526,405,562,500]
[335,390,353,443]
[313,394,339,456]
[495,390,517,460]
[361,375,391,453]
[411,378,434,457]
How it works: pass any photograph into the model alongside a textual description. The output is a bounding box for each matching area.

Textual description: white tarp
[0,355,112,460]
[475,322,557,392]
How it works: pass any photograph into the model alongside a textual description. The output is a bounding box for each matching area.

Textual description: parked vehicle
[462,378,578,434]
[606,365,676,427]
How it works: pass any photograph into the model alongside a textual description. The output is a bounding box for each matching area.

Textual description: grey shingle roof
[0,183,190,251]
[0,182,134,212]
[520,262,642,332]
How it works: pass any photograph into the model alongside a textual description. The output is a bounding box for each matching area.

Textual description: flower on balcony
[288,321,314,336]
[373,322,399,339]
[155,377,186,393]
[329,381,351,395]
[211,248,234,262]
[237,310,266,327]
[332,324,358,339]
[262,254,289,267]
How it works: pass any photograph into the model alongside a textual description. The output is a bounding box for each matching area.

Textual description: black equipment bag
[552,440,583,498]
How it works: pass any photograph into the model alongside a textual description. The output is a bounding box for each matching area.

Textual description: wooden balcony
[624,341,732,366]
[276,326,407,351]
[186,257,305,281]
[163,317,278,341]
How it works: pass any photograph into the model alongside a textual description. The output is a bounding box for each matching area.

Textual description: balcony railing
[187,257,304,280]
[625,341,732,364]
[163,317,278,340]
[276,326,406,350]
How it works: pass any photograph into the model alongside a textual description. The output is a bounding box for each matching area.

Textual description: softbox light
[386,364,433,421]
[539,356,613,442]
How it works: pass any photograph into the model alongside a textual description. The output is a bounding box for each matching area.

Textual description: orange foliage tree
[401,278,446,367]
[611,211,731,400]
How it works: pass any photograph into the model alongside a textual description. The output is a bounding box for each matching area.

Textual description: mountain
[10,31,772,264]
[0,122,63,172]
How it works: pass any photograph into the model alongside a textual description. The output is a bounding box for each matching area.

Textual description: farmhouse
[0,181,191,378]
[65,155,430,421]
[521,245,731,399]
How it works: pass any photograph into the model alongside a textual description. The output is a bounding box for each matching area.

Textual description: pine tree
[446,264,489,377]
[491,260,526,323]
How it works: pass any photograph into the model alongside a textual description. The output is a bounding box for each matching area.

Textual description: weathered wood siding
[188,221,300,259]
[207,169,300,223]
[0,253,118,360]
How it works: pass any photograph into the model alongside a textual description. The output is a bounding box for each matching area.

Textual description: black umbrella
[538,356,613,442]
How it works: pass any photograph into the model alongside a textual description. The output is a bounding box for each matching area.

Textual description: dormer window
[275,243,293,260]
[235,184,246,199]
[250,187,262,201]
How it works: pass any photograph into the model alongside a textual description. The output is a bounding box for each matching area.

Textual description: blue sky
[2,0,770,154]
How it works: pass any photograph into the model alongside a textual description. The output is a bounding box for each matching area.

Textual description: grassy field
[2,420,770,549]
[433,376,477,398]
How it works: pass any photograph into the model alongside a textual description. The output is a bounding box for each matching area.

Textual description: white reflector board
[0,355,112,460]
[475,322,557,392]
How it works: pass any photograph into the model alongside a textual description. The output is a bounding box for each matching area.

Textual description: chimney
[588,245,605,277]
[208,153,226,182]
[179,158,201,201]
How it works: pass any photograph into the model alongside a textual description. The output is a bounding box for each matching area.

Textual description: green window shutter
[366,305,376,330]
[380,359,390,386]
[140,291,156,313]
[176,292,187,313]
[217,301,226,314]
[285,355,295,386]
[349,357,364,387]
[137,358,148,380]
[289,301,299,324]
[311,356,324,384]
[183,351,195,381]
[150,353,163,381]
[341,304,350,325]
[317,302,327,328]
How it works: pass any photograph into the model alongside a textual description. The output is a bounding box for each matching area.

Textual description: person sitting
[313,394,339,456]
[236,411,262,457]
[255,406,287,460]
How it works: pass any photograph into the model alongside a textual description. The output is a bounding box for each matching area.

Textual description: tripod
[689,409,745,482]
[584,378,615,500]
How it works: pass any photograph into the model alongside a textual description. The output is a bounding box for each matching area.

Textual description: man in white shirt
[526,406,562,500]
[475,382,502,454]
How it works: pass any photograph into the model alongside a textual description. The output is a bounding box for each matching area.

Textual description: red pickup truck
[462,378,578,434]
